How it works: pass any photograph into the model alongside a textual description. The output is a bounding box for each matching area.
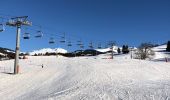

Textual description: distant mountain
[0,47,15,60]
[73,49,104,56]
[55,49,103,57]
[96,46,118,53]
[29,48,67,56]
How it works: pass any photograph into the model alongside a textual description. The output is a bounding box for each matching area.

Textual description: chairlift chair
[49,38,55,44]
[79,42,84,48]
[60,33,66,43]
[77,40,82,46]
[89,45,93,49]
[67,41,72,47]
[0,24,5,32]
[98,43,102,49]
[60,37,66,43]
[23,33,30,39]
[77,40,84,48]
[80,45,84,48]
[89,42,93,49]
[98,46,102,49]
[35,31,43,38]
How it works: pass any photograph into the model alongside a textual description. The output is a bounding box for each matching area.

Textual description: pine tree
[166,41,170,52]
[117,47,121,54]
[122,45,125,54]
[125,45,129,53]
[122,45,129,54]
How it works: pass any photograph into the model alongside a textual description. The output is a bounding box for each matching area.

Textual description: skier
[42,64,44,68]
[165,57,168,62]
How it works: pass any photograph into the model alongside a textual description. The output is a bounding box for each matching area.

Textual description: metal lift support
[6,16,32,74]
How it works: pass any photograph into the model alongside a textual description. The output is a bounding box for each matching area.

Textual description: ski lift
[80,45,84,48]
[67,41,72,47]
[23,33,30,39]
[49,38,55,44]
[60,33,66,43]
[98,43,102,49]
[77,40,84,48]
[89,42,93,49]
[35,31,43,38]
[0,24,5,32]
[77,40,82,46]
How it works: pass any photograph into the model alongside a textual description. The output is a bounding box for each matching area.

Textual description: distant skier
[165,57,168,62]
[42,64,44,68]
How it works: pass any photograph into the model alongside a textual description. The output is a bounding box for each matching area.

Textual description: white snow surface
[0,52,5,56]
[96,46,118,53]
[96,46,137,53]
[29,48,67,55]
[1,54,170,100]
[152,45,170,60]
[5,50,15,53]
[96,48,111,52]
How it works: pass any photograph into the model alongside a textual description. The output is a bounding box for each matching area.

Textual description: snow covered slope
[29,48,67,55]
[96,46,118,53]
[1,56,170,100]
[152,44,170,61]
[96,46,137,53]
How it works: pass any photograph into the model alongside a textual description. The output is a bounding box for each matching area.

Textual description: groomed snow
[0,55,170,100]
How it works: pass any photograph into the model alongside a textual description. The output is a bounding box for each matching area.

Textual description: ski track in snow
[0,56,170,100]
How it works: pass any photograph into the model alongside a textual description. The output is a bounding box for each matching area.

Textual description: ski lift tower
[108,41,116,59]
[6,16,32,74]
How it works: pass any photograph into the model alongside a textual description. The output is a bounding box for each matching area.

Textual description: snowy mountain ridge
[96,46,137,53]
[29,48,67,55]
[96,46,118,53]
[0,47,15,59]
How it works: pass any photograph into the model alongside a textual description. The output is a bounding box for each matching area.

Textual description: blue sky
[0,0,170,52]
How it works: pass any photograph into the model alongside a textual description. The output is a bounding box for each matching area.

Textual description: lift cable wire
[0,14,109,49]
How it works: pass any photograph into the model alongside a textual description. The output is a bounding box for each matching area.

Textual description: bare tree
[134,43,155,60]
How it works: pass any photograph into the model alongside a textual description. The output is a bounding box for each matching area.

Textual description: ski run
[0,45,170,100]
